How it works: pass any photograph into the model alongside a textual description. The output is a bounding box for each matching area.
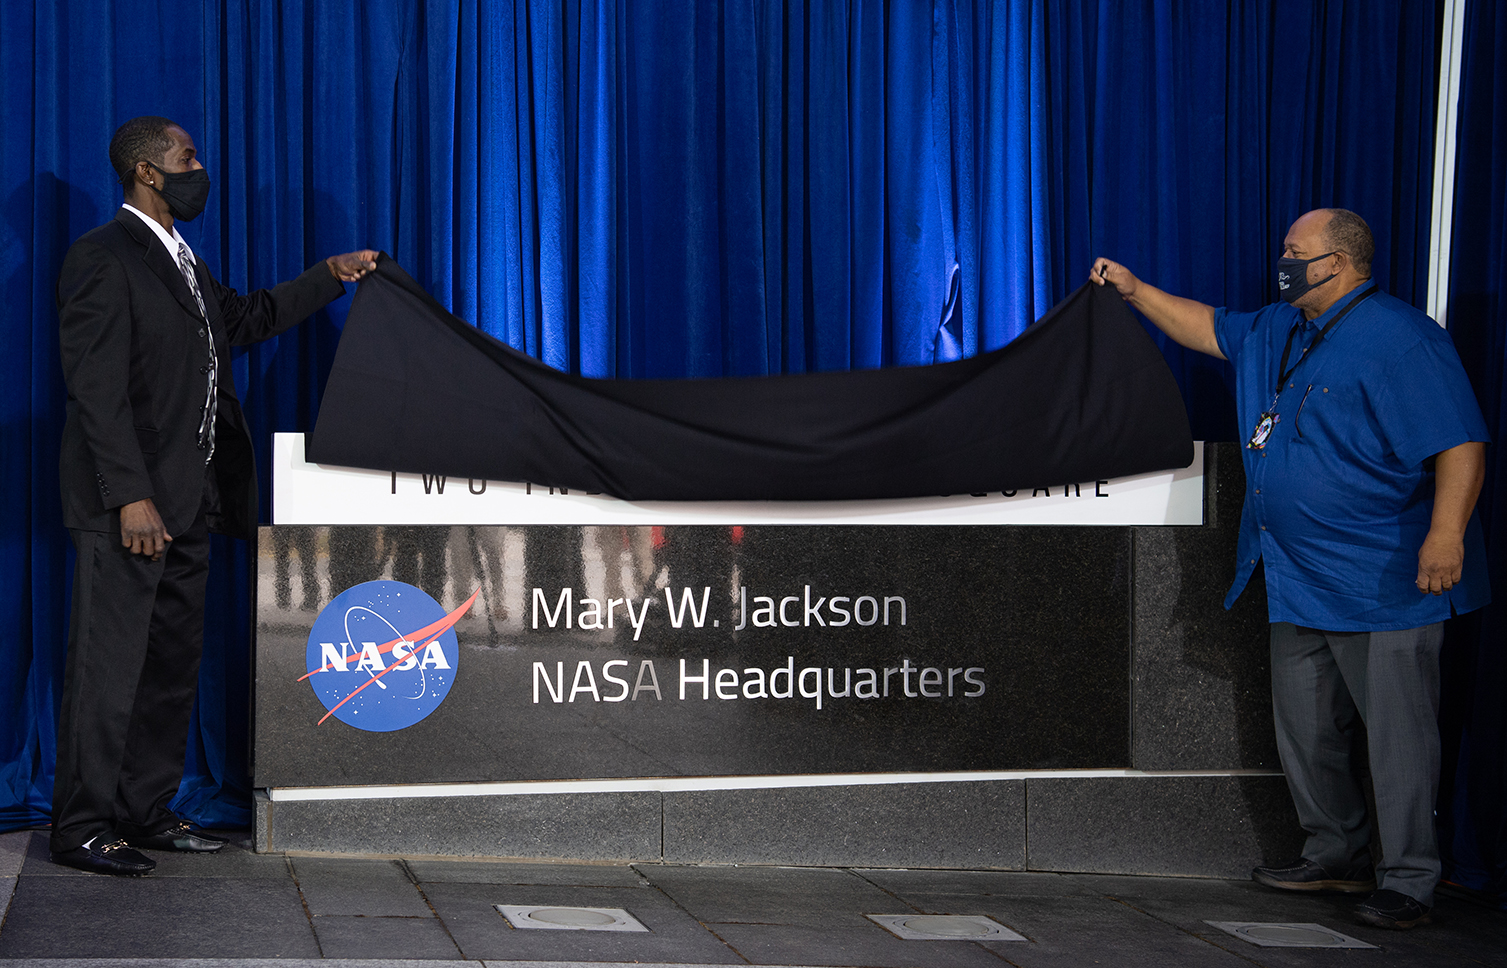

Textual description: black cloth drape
[310,258,1194,500]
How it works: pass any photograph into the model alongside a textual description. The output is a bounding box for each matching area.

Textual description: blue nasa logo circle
[304,580,460,732]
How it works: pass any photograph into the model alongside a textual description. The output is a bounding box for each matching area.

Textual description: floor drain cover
[497,904,648,932]
[868,913,1026,941]
[1206,921,1376,949]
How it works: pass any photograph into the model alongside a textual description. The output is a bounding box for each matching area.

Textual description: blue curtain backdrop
[1,0,1500,894]
[1439,0,1507,901]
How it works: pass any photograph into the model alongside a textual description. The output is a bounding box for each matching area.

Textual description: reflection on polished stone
[255,524,1132,785]
[1132,443,1277,771]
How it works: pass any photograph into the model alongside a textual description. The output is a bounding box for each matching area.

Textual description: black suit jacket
[57,209,346,540]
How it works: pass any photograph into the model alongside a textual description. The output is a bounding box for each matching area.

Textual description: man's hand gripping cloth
[309,257,1194,501]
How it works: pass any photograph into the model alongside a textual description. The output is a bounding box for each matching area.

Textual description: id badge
[1247,411,1277,450]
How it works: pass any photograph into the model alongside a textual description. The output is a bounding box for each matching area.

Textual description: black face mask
[1276,252,1338,304]
[146,161,211,222]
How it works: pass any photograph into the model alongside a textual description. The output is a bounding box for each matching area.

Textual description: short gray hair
[1320,208,1375,278]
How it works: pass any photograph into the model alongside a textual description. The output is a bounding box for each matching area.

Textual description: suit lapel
[115,209,208,321]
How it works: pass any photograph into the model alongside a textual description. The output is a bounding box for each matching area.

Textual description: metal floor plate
[1206,921,1377,949]
[498,904,650,932]
[867,913,1027,941]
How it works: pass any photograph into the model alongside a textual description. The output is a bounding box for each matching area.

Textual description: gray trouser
[1269,622,1443,906]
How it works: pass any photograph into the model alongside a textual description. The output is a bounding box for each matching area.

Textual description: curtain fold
[1438,0,1507,900]
[3,2,1497,892]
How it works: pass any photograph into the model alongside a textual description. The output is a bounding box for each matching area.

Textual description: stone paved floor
[0,829,1502,967]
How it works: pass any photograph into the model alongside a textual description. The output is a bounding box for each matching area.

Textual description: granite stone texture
[1115,875,1507,967]
[1024,775,1303,878]
[250,445,1312,877]
[1132,443,1277,771]
[255,523,1133,787]
[662,781,1025,869]
[854,868,1084,897]
[636,866,1017,968]
[706,922,1011,968]
[7,850,1502,966]
[257,777,1301,876]
[0,829,25,929]
[253,788,272,852]
[0,874,320,959]
[403,859,651,887]
[893,893,1255,968]
[636,865,902,926]
[266,791,662,860]
[306,915,465,960]
[289,856,433,916]
[420,880,744,964]
[0,830,25,879]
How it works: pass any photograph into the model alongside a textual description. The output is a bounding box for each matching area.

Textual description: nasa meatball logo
[301,580,479,732]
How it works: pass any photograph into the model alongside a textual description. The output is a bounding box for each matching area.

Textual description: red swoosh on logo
[302,587,481,726]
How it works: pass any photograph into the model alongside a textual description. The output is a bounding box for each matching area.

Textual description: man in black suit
[52,115,377,875]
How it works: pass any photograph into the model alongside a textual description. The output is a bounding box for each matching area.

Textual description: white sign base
[271,433,1203,527]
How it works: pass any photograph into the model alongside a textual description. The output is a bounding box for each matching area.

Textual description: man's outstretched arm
[1090,257,1225,360]
[213,249,378,346]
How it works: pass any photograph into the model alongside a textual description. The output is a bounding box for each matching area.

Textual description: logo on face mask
[1276,252,1338,305]
[301,580,479,732]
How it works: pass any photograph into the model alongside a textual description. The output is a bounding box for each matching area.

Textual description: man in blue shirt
[1092,208,1489,931]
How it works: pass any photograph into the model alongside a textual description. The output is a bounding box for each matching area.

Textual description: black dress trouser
[50,489,211,852]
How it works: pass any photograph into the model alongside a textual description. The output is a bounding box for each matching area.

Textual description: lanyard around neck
[1272,284,1377,397]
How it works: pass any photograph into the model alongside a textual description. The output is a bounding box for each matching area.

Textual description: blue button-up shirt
[1215,283,1490,631]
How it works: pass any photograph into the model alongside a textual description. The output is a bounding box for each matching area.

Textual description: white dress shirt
[121,203,197,268]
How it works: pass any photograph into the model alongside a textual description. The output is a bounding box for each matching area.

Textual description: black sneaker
[50,838,156,876]
[1355,889,1432,929]
[1251,858,1375,893]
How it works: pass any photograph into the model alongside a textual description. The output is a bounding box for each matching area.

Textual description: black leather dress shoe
[1251,858,1375,893]
[1355,889,1432,929]
[125,820,228,853]
[50,839,156,876]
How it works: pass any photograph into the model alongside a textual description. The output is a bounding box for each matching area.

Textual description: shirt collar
[1303,280,1379,335]
[120,203,195,266]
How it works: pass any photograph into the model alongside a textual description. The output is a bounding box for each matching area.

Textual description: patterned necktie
[179,243,217,462]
